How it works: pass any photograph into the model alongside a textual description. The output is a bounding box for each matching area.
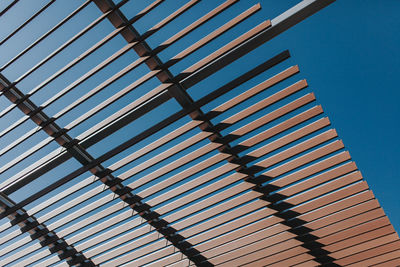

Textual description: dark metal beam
[0,50,288,215]
[0,193,95,266]
[0,65,208,266]
[0,0,19,17]
[91,1,334,265]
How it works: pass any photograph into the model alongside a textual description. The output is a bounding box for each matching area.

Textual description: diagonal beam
[0,69,212,265]
[0,193,95,266]
[0,0,244,193]
[0,1,337,264]
[93,1,335,265]
[0,0,19,17]
[0,62,302,264]
[0,51,289,219]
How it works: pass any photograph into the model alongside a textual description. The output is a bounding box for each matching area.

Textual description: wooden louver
[0,0,399,266]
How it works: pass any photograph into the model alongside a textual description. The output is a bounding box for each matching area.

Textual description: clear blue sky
[265,0,400,232]
[0,0,399,239]
[222,0,400,233]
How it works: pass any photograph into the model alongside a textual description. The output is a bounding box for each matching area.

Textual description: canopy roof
[0,0,398,266]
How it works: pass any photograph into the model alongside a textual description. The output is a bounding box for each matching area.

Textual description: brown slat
[65,209,134,244]
[290,259,320,267]
[275,160,356,197]
[213,66,300,113]
[202,224,293,259]
[239,106,324,149]
[59,201,129,239]
[297,190,375,223]
[149,164,242,209]
[267,253,317,267]
[147,0,199,33]
[225,242,307,266]
[171,191,262,230]
[312,208,386,239]
[291,181,369,214]
[125,146,227,189]
[90,231,160,263]
[336,240,400,266]
[324,224,395,252]
[304,199,380,233]
[180,201,268,238]
[195,216,285,252]
[318,216,391,246]
[285,170,362,206]
[188,209,281,245]
[222,80,308,127]
[263,139,344,178]
[372,255,400,267]
[183,20,271,75]
[144,252,188,267]
[120,245,177,267]
[330,233,399,259]
[159,0,239,47]
[210,231,296,265]
[164,182,254,223]
[74,214,143,253]
[94,237,172,265]
[171,3,262,61]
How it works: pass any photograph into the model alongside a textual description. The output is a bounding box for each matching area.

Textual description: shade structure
[0,0,399,266]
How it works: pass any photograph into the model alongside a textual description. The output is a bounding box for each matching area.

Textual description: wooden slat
[337,240,400,266]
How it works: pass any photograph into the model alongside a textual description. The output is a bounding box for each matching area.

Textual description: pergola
[0,0,398,266]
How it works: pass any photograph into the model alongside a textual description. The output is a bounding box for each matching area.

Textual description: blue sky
[266,0,400,232]
[0,0,399,256]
